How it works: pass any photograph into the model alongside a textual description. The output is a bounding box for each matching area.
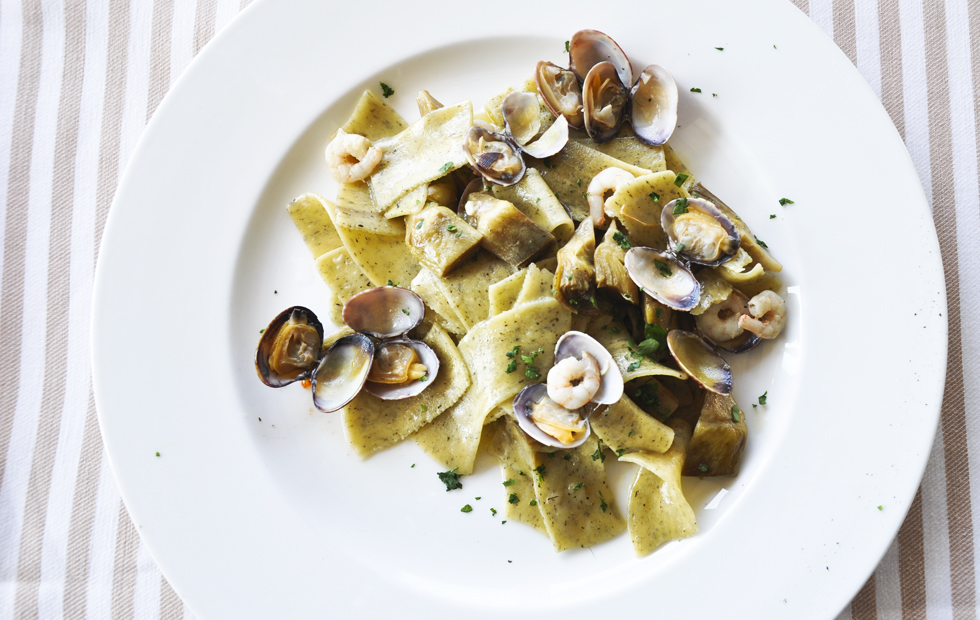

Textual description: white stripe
[874,538,903,619]
[920,429,953,619]
[0,0,65,616]
[169,0,196,88]
[85,452,121,620]
[897,0,932,208]
[133,540,162,620]
[809,0,835,40]
[853,0,883,99]
[35,0,110,617]
[183,601,199,619]
[214,0,240,34]
[942,0,980,608]
[0,0,24,297]
[117,0,153,170]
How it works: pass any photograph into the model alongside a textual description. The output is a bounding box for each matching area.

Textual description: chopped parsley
[674,172,690,187]
[437,468,463,491]
[672,197,689,214]
[759,391,768,405]
[525,366,542,380]
[636,338,661,357]
[634,382,662,412]
[715,47,724,51]
[563,453,571,461]
[455,231,462,238]
[259,328,265,334]
[564,40,570,53]
[592,443,606,463]
[770,214,776,219]
[698,464,709,473]
[475,497,481,500]
[690,87,702,93]
[577,178,582,186]
[609,327,620,334]
[418,375,428,382]
[380,82,395,98]
[878,505,883,511]
[421,405,427,413]
[508,493,520,504]
[387,279,395,286]
[461,504,473,513]
[731,405,741,423]
[712,93,718,97]
[438,162,453,174]
[649,191,660,202]
[779,197,795,206]
[612,231,632,250]
[627,361,642,372]
[529,499,538,506]
[755,236,769,248]
[401,308,410,315]
[503,479,516,487]
[505,359,518,373]
[447,224,457,232]
[411,464,415,468]
[654,259,673,277]
[155,452,160,457]
[506,346,520,358]
[655,308,663,319]
[599,491,608,513]
[533,465,546,480]
[415,219,424,229]
[572,482,584,492]
[676,242,686,253]
[491,508,498,516]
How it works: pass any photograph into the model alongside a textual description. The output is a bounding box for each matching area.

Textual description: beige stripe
[833,0,858,64]
[147,0,173,121]
[0,0,43,485]
[851,576,877,620]
[192,0,216,56]
[239,0,253,9]
[110,499,140,619]
[790,0,810,16]
[898,489,928,618]
[971,0,980,201]
[63,391,102,620]
[921,0,978,617]
[160,576,183,619]
[11,0,87,616]
[877,0,905,138]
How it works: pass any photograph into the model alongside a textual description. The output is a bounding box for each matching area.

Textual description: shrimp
[738,290,786,339]
[324,129,383,184]
[587,167,634,227]
[547,352,601,409]
[696,290,750,343]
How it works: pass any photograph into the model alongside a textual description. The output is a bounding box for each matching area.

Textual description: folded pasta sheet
[414,296,571,474]
[421,251,515,331]
[683,392,748,477]
[621,420,697,556]
[409,269,467,336]
[590,393,674,455]
[343,322,469,457]
[488,269,528,317]
[488,417,547,534]
[587,317,687,382]
[333,221,420,288]
[530,141,651,221]
[315,247,374,304]
[531,435,626,551]
[336,182,381,215]
[512,263,554,307]
[576,136,667,173]
[492,168,575,243]
[286,193,343,259]
[341,90,408,142]
[369,102,473,211]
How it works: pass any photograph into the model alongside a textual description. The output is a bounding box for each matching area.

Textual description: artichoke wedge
[682,391,747,476]
[554,218,597,313]
[594,221,639,304]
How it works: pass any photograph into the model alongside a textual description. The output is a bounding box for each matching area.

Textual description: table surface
[1,0,977,618]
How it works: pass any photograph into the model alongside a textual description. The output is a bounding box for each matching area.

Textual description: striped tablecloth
[0,0,976,617]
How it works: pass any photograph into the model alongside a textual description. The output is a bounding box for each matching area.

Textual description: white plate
[92,0,947,618]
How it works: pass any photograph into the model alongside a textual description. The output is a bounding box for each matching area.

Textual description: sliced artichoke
[594,221,639,303]
[554,218,597,313]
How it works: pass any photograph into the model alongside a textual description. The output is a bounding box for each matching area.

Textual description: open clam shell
[569,29,633,87]
[311,333,374,413]
[630,65,678,146]
[342,286,425,339]
[362,339,440,401]
[513,383,592,449]
[553,331,623,405]
[666,330,733,395]
[582,61,629,144]
[534,60,584,130]
[502,91,569,159]
[661,198,740,266]
[461,125,525,187]
[255,306,324,387]
[624,247,701,312]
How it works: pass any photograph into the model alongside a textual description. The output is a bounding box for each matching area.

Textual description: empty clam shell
[534,61,585,130]
[513,383,591,449]
[569,29,633,87]
[311,333,374,412]
[624,247,701,312]
[582,61,629,143]
[666,330,733,395]
[630,65,679,146]
[342,286,425,339]
[255,306,324,387]
[553,331,623,405]
[502,91,541,146]
[362,339,440,401]
[661,198,740,266]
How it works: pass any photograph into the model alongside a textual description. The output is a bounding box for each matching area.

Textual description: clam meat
[462,125,525,187]
[514,383,591,449]
[582,61,629,143]
[363,339,441,401]
[661,197,740,266]
[534,61,584,130]
[255,306,324,387]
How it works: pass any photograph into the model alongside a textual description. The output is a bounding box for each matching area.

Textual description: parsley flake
[525,366,542,380]
[698,464,709,473]
[755,236,769,249]
[563,453,572,461]
[401,308,410,315]
[616,449,626,457]
[592,443,606,463]
[437,468,463,491]
[732,405,741,423]
[712,93,718,97]
[599,491,608,513]
[380,82,395,98]
[564,40,570,53]
[529,499,538,506]
[155,452,160,457]
[674,172,690,187]
[654,259,673,277]
[438,162,453,174]
[503,479,516,487]
[447,224,457,232]
[878,505,883,511]
[461,504,473,513]
[259,328,265,334]
[491,508,498,516]
[779,197,795,206]
[505,359,518,373]
[475,497,481,500]
[770,214,776,219]
[415,219,424,229]
[613,231,632,250]
[387,279,395,286]
[533,465,546,480]
[508,493,520,504]
[572,482,584,492]
[715,47,724,51]
[418,375,428,382]
[759,391,768,405]
[690,87,702,93]
[411,463,415,468]
[421,405,427,413]
[627,361,642,372]
[676,242,686,253]
[506,345,520,358]
[649,191,660,202]
[672,197,689,214]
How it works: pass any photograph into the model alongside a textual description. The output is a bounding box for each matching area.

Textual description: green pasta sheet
[575,137,667,174]
[343,322,470,457]
[314,246,374,304]
[513,263,555,307]
[422,250,515,331]
[369,101,473,211]
[487,417,547,534]
[530,141,651,222]
[336,182,381,215]
[488,269,528,317]
[613,171,689,250]
[285,193,343,259]
[340,89,408,142]
[531,435,626,551]
[414,297,571,474]
[409,268,467,337]
[590,393,674,455]
[620,420,698,556]
[492,168,575,244]
[587,316,687,382]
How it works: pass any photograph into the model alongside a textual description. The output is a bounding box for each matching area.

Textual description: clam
[666,330,733,395]
[624,247,701,312]
[312,334,374,412]
[695,289,761,353]
[363,339,440,400]
[582,61,629,143]
[534,61,585,130]
[568,29,633,87]
[553,331,624,405]
[255,306,324,387]
[513,383,592,449]
[501,91,569,159]
[461,125,525,187]
[630,65,678,146]
[343,286,425,338]
[661,198,740,266]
